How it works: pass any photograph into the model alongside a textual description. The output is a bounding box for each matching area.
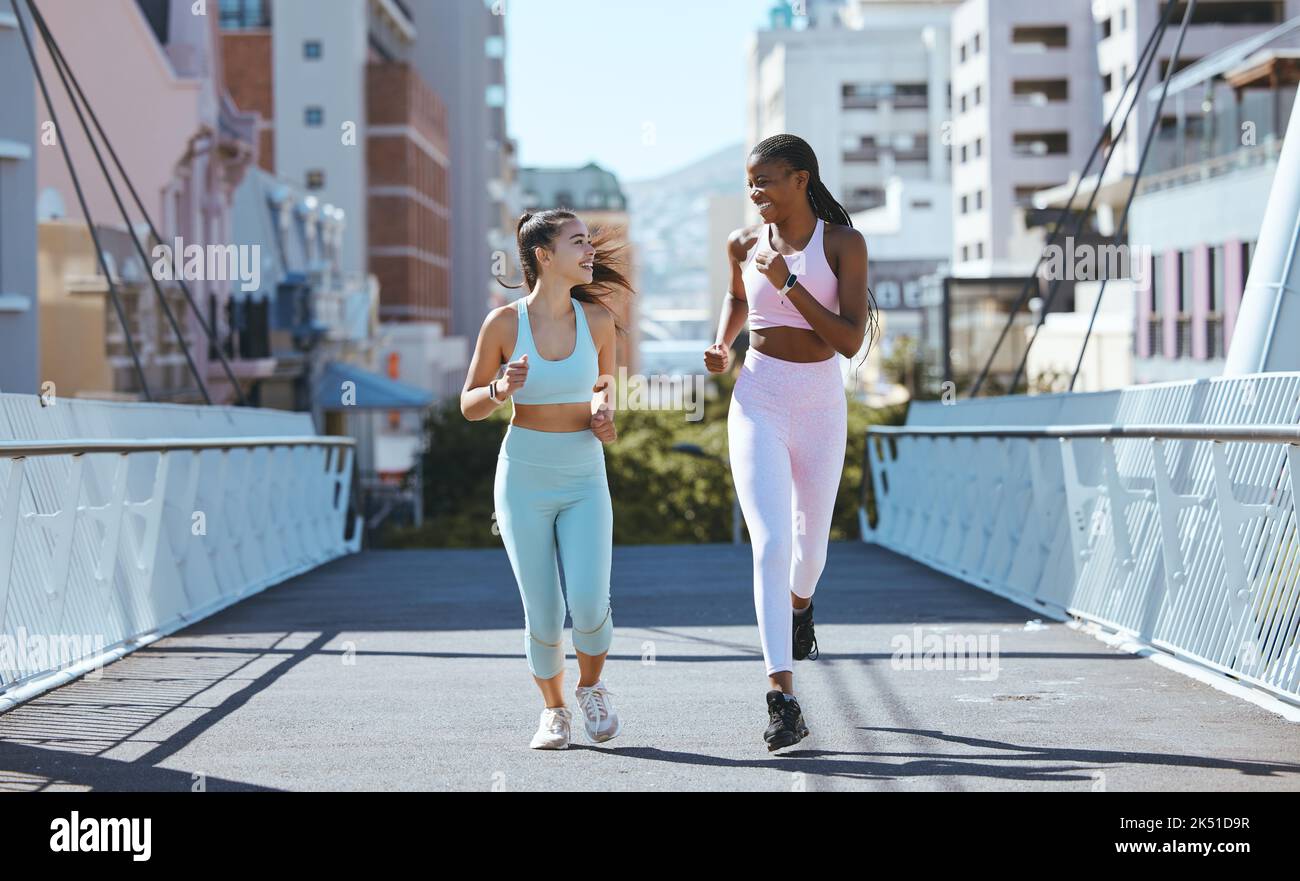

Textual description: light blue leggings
[494,424,613,679]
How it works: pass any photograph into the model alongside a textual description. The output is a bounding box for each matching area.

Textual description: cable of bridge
[19,0,252,406]
[1011,0,1200,396]
[1067,1,1205,391]
[26,0,215,405]
[967,0,1179,398]
[11,0,152,401]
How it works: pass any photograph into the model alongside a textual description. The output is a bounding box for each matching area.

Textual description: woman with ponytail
[461,210,634,750]
[704,134,878,751]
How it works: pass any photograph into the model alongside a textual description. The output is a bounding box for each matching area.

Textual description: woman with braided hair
[705,134,878,751]
[462,210,633,750]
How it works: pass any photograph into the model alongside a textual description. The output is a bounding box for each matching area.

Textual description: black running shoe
[763,690,809,752]
[793,601,819,661]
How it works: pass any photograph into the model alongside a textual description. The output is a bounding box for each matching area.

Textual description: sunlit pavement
[1,542,1298,792]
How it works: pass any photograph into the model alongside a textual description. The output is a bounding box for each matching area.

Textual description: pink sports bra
[741,218,840,331]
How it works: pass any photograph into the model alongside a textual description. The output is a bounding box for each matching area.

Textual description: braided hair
[749,134,880,382]
[498,209,634,337]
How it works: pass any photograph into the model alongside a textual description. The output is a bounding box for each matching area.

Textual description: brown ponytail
[497,209,635,336]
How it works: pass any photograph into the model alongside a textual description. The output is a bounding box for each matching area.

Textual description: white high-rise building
[1095,0,1300,183]
[948,0,1102,278]
[747,0,958,218]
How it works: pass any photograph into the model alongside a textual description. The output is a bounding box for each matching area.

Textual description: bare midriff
[750,325,836,362]
[510,400,594,432]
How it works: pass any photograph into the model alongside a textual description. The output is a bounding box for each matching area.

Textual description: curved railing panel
[863,373,1300,705]
[0,393,361,709]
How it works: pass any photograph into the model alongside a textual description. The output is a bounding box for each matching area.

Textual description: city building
[219,0,460,482]
[407,0,513,340]
[0,0,38,394]
[33,0,259,403]
[748,0,956,217]
[851,176,951,399]
[1094,0,1300,183]
[1128,30,1298,383]
[949,0,1101,278]
[1023,3,1300,391]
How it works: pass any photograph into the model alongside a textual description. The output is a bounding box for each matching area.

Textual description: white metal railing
[0,393,361,709]
[861,373,1300,706]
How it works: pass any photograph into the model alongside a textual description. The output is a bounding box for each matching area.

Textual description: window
[974,138,983,158]
[976,242,985,260]
[1100,17,1113,39]
[1102,72,1114,94]
[960,194,969,215]
[1163,2,1284,26]
[485,35,505,58]
[305,106,323,126]
[486,84,506,108]
[845,187,887,212]
[892,133,929,162]
[1014,185,1053,208]
[306,170,325,190]
[959,43,967,63]
[842,81,894,109]
[1012,25,1069,49]
[894,83,929,109]
[911,199,933,210]
[974,85,983,106]
[1209,245,1225,357]
[1178,251,1192,313]
[1120,7,1128,29]
[973,33,981,54]
[304,40,322,60]
[1012,79,1069,104]
[959,143,968,163]
[1209,246,1224,312]
[961,245,971,262]
[1149,252,1164,357]
[975,190,983,211]
[218,0,269,29]
[959,93,968,113]
[843,135,880,163]
[1013,131,1070,156]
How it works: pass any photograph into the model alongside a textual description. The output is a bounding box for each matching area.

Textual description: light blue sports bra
[508,296,599,405]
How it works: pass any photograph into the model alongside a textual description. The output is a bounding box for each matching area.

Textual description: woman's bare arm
[589,301,618,442]
[460,307,511,421]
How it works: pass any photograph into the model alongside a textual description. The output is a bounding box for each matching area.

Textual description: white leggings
[727,347,847,676]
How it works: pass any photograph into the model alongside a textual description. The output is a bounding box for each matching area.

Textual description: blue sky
[504,0,773,184]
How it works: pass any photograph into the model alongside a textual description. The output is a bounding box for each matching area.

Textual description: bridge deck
[1,543,1297,791]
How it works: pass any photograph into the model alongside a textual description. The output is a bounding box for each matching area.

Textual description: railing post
[1146,437,1203,641]
[1209,441,1267,656]
[0,458,26,635]
[1060,437,1099,583]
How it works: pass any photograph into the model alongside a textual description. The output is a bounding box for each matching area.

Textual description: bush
[380,369,907,548]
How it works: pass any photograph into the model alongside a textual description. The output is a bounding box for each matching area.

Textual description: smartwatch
[779,273,798,297]
[488,378,501,403]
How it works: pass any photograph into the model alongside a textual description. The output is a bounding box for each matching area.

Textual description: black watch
[779,273,798,296]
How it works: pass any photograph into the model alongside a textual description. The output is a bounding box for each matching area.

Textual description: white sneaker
[574,680,621,743]
[529,706,572,750]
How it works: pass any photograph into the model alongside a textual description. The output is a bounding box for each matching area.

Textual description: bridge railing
[861,373,1300,706]
[0,393,360,710]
